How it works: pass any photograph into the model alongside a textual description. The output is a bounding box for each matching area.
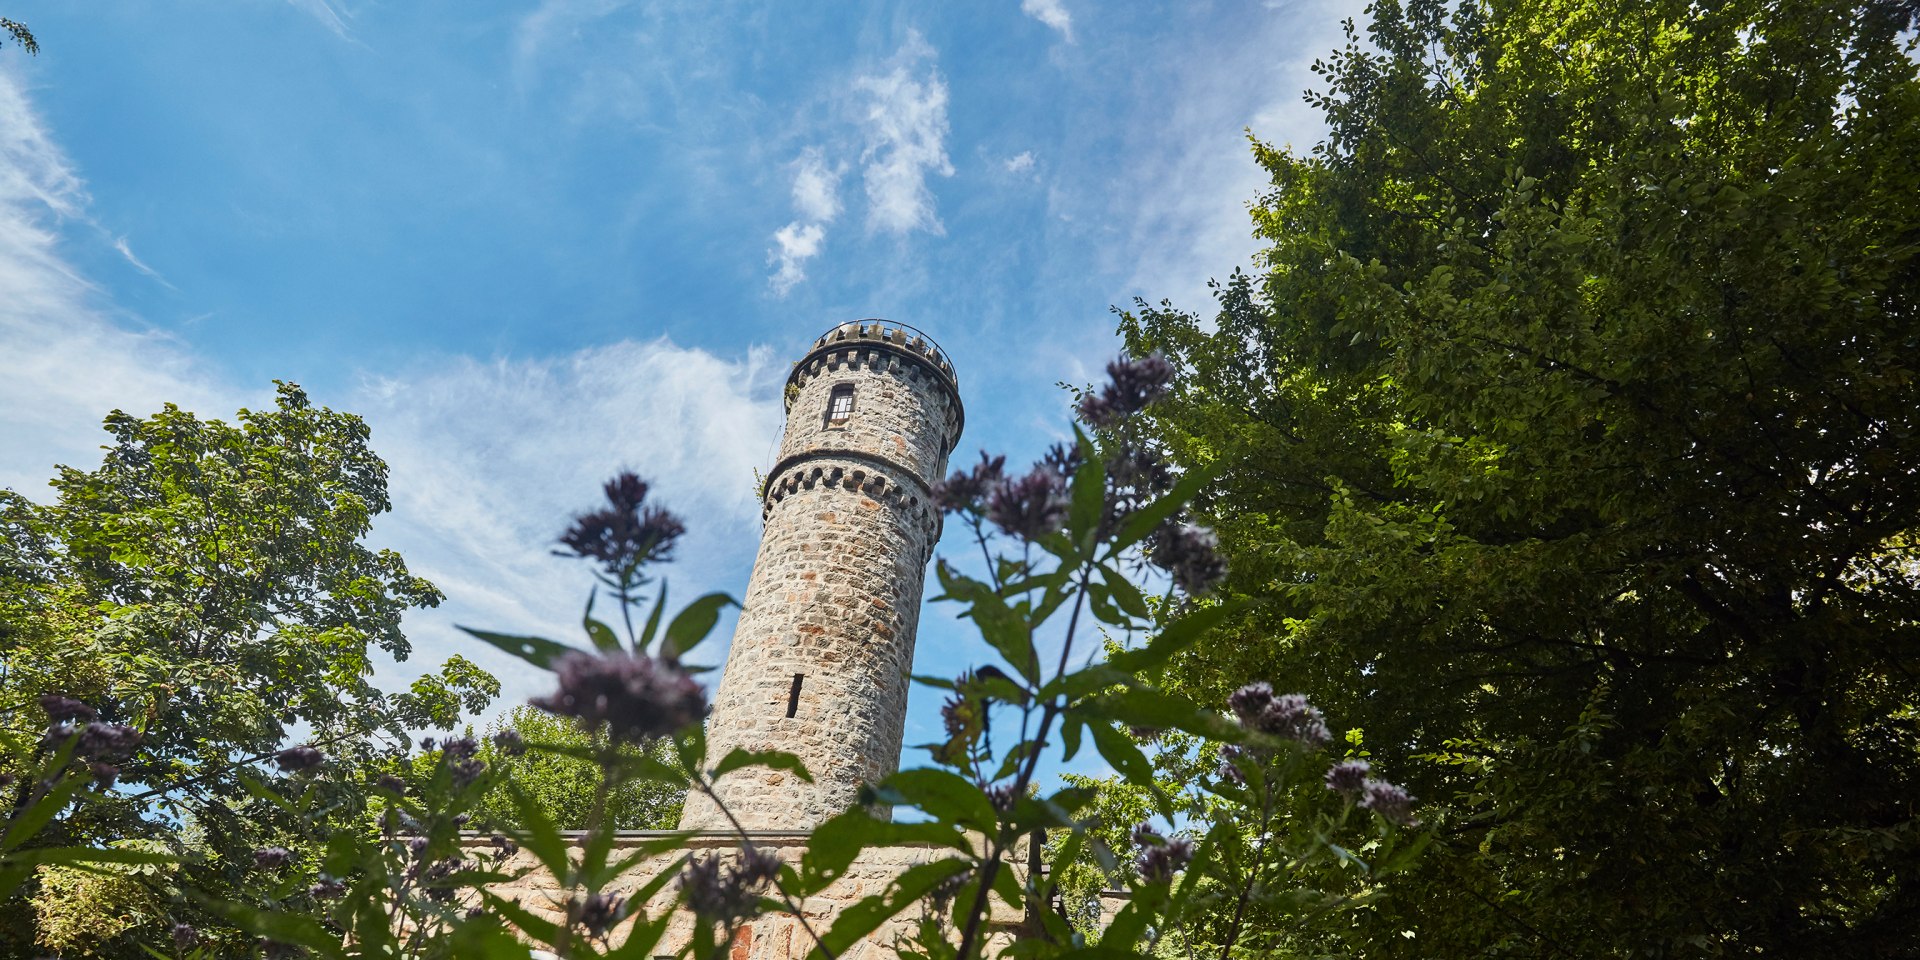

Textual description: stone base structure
[474,832,1029,960]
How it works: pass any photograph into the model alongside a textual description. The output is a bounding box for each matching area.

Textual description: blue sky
[0,0,1359,782]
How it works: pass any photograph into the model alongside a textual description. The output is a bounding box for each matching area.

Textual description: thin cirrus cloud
[766,33,953,295]
[0,68,783,716]
[0,70,236,496]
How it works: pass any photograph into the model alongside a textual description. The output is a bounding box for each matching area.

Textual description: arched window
[826,384,855,423]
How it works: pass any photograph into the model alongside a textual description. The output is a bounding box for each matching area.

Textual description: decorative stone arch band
[760,452,942,541]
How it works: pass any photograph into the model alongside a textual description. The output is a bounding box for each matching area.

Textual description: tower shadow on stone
[680,320,963,832]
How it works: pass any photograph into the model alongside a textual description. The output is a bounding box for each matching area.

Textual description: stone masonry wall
[476,833,1024,960]
[681,323,961,831]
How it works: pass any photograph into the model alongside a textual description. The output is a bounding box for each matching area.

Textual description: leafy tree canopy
[1122,0,1919,955]
[466,705,683,832]
[0,383,496,955]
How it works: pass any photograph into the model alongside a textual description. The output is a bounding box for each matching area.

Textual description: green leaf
[712,747,813,784]
[807,858,973,960]
[1108,464,1218,557]
[584,591,622,653]
[1079,687,1234,739]
[663,591,737,659]
[459,626,579,670]
[937,559,1038,682]
[1067,426,1107,553]
[1106,599,1249,676]
[799,810,968,893]
[481,890,562,942]
[1089,720,1155,786]
[1100,563,1153,621]
[197,897,345,959]
[875,768,997,830]
[638,580,668,653]
[0,845,177,869]
[505,781,574,884]
[1,774,88,850]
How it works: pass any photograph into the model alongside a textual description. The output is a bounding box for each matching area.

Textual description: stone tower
[680,320,963,831]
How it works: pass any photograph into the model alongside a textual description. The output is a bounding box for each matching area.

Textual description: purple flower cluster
[1149,523,1228,596]
[531,650,706,742]
[986,469,1068,540]
[1358,779,1419,827]
[490,729,526,756]
[439,736,487,787]
[1077,353,1174,429]
[1324,759,1370,795]
[985,783,1020,815]
[1215,743,1247,785]
[680,846,782,923]
[274,744,324,774]
[933,452,1006,514]
[40,722,137,758]
[254,846,291,869]
[557,472,688,580]
[572,891,627,938]
[1228,683,1331,748]
[39,695,95,723]
[1132,823,1194,883]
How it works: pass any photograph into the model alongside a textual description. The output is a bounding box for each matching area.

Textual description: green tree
[470,705,683,831]
[1121,0,1920,955]
[0,384,496,956]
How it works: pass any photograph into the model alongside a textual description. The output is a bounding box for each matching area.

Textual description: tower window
[787,674,804,718]
[826,384,855,423]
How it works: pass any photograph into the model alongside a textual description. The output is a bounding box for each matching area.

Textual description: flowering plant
[2,360,1423,959]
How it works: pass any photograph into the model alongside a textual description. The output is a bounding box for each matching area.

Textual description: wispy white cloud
[856,32,954,236]
[1112,0,1361,315]
[0,67,783,716]
[354,339,783,704]
[0,70,233,495]
[111,235,172,286]
[790,147,843,224]
[765,148,844,295]
[284,0,355,40]
[1003,151,1036,174]
[767,220,826,296]
[1021,0,1074,42]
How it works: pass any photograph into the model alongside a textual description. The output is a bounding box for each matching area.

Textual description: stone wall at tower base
[473,831,1029,960]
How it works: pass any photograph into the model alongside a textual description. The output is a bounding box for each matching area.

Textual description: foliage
[1,16,33,54]
[1120,0,1920,955]
[127,356,1419,959]
[0,384,496,956]
[30,842,173,957]
[470,706,682,832]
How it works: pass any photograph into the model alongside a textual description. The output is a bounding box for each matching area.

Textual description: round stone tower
[680,320,963,831]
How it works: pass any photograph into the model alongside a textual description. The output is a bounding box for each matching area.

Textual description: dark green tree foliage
[0,384,495,955]
[1121,0,1920,955]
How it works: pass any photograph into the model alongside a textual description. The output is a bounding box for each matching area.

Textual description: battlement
[785,320,964,446]
[791,320,958,393]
